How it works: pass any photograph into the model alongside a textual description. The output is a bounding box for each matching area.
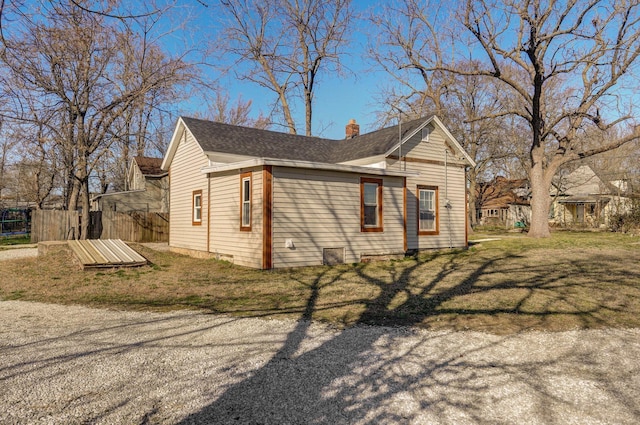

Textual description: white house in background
[550,165,631,227]
[91,156,169,213]
[161,116,476,269]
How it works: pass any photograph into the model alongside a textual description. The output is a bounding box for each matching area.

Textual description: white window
[418,186,438,235]
[192,190,202,225]
[240,172,251,231]
[361,178,383,232]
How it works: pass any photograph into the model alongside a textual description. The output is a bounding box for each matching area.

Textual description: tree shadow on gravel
[174,250,640,424]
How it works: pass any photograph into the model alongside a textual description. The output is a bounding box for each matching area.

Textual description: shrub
[609,200,640,233]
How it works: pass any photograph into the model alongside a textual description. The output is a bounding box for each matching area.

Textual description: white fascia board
[161,117,210,171]
[204,151,255,164]
[160,117,186,171]
[91,189,146,201]
[339,155,387,167]
[200,158,419,177]
[431,116,476,167]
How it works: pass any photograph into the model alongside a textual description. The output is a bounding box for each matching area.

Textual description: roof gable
[562,165,607,195]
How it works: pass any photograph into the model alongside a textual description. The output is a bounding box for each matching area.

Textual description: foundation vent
[323,248,345,265]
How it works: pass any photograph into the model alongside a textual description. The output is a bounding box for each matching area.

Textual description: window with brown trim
[192,190,202,226]
[418,185,439,235]
[361,177,383,232]
[240,172,252,231]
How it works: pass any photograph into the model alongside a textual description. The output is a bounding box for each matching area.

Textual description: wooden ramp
[68,239,147,269]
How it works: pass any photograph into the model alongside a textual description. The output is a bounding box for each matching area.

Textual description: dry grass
[1,231,639,334]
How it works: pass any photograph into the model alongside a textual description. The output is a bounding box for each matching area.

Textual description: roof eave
[161,117,190,171]
[91,189,146,201]
[200,157,419,177]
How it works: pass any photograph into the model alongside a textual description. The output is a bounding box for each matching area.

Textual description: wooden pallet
[68,239,147,269]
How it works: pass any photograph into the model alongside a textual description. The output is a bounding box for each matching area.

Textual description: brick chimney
[345,119,360,139]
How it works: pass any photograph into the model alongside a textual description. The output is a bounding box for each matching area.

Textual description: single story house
[91,156,169,213]
[550,165,631,227]
[476,176,530,228]
[161,116,476,269]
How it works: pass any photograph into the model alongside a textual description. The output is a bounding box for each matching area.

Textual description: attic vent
[323,248,345,265]
[421,125,432,141]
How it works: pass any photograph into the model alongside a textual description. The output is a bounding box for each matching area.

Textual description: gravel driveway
[1,301,639,424]
[0,247,38,261]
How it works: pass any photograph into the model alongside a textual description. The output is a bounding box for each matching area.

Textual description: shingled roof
[133,156,166,176]
[181,116,430,164]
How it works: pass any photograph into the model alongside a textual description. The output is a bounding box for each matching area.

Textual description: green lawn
[0,235,32,247]
[1,231,639,334]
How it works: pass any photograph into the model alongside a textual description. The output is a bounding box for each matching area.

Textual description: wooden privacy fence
[93,209,169,242]
[31,210,80,242]
[31,209,169,243]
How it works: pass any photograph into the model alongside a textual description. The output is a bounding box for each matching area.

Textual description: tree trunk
[68,179,80,212]
[305,86,312,136]
[468,170,478,226]
[80,178,90,240]
[280,92,297,135]
[528,156,553,238]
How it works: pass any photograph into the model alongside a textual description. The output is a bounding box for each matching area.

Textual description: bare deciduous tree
[439,0,640,237]
[0,120,16,208]
[372,0,640,236]
[216,0,354,135]
[0,0,195,237]
[207,91,270,128]
[368,0,524,227]
[367,0,452,121]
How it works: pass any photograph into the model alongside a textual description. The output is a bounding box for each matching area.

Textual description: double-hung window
[192,190,202,226]
[240,172,252,231]
[418,185,438,235]
[361,178,383,232]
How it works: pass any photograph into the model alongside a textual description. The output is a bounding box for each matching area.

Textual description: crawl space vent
[323,248,344,266]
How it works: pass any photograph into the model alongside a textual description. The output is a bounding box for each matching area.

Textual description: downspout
[398,114,402,171]
[445,149,452,249]
[207,174,211,253]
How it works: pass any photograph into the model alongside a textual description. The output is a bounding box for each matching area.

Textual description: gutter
[91,189,146,201]
[200,157,420,177]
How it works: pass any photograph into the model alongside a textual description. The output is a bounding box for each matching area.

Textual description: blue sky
[217,55,386,140]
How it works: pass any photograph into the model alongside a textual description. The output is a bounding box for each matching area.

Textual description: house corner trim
[262,165,273,269]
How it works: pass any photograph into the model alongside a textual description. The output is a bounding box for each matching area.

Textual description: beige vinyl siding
[209,167,263,268]
[272,167,404,268]
[132,165,146,190]
[389,126,468,250]
[168,129,210,252]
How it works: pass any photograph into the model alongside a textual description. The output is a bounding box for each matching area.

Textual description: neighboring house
[476,176,531,228]
[91,156,169,213]
[161,116,476,269]
[550,165,631,227]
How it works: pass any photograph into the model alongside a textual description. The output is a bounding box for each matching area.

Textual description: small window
[240,172,252,231]
[361,178,383,232]
[418,185,438,235]
[192,190,202,226]
[421,125,431,141]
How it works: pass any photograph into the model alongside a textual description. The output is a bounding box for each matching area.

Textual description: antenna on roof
[394,106,406,171]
